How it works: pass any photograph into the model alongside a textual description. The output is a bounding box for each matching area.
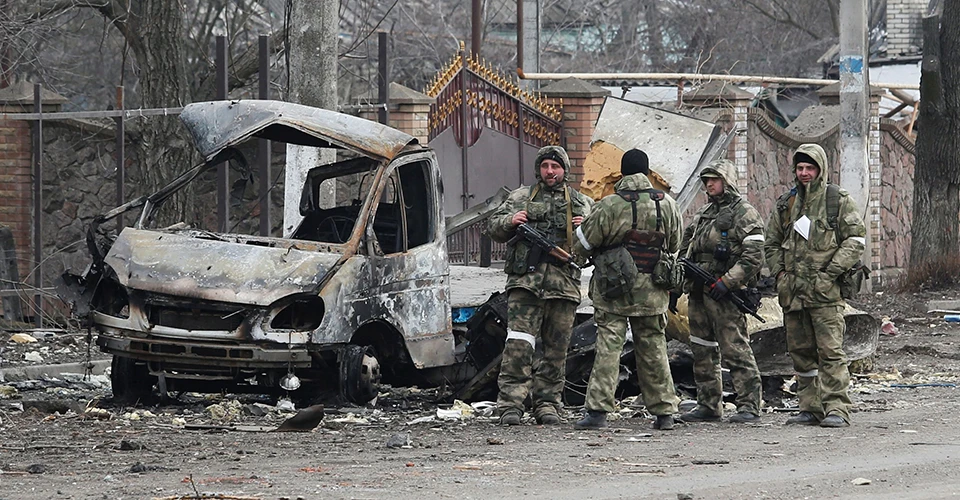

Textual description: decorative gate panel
[426,43,563,265]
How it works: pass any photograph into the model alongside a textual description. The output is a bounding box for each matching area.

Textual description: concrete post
[519,0,540,89]
[839,0,872,288]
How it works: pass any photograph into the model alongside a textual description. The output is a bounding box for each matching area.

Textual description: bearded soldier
[765,143,866,428]
[486,145,593,426]
[571,149,681,431]
[675,159,764,424]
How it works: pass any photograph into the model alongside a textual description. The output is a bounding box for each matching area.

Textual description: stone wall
[878,119,916,281]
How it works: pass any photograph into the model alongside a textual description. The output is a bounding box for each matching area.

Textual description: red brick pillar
[0,82,66,285]
[540,78,610,189]
[0,85,38,282]
[360,83,434,145]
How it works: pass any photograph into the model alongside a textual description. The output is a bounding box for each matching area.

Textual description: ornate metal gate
[427,43,563,265]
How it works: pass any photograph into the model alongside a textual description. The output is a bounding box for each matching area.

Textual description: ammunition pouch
[504,241,531,275]
[623,228,664,273]
[652,254,682,290]
[838,261,869,299]
[592,246,638,299]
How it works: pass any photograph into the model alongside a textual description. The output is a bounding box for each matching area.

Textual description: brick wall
[0,106,37,282]
[887,0,927,56]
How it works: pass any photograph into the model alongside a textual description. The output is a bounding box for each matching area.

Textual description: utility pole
[517,0,540,88]
[284,0,338,237]
[839,0,871,287]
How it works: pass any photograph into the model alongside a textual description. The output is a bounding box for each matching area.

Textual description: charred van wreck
[58,100,512,405]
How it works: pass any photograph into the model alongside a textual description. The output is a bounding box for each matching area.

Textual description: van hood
[103,228,340,306]
[179,100,418,163]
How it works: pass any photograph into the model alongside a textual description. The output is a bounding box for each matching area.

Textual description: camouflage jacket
[573,173,682,316]
[679,160,765,293]
[486,181,593,302]
[764,143,866,312]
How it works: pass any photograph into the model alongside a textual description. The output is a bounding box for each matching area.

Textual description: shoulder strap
[826,183,840,230]
[529,184,541,200]
[616,189,664,231]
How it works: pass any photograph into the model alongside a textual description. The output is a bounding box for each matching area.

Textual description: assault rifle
[679,257,765,323]
[507,223,580,270]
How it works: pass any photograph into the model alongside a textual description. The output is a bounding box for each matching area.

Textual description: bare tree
[908,1,960,282]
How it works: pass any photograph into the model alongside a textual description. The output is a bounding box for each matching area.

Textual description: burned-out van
[59,100,505,404]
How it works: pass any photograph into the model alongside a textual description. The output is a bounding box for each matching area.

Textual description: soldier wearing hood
[571,149,682,431]
[764,143,866,428]
[486,145,593,426]
[675,159,765,424]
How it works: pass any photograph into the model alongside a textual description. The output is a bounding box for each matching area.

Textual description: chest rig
[618,189,666,274]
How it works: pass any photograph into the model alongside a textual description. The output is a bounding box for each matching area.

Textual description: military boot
[653,414,675,430]
[499,408,522,426]
[535,407,561,425]
[728,412,761,423]
[785,411,821,426]
[574,410,607,430]
[819,414,849,428]
[678,406,721,423]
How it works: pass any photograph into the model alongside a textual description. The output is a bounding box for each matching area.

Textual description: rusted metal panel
[104,228,341,306]
[179,100,417,163]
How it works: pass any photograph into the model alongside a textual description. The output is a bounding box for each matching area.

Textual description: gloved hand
[708,278,729,301]
[668,292,681,314]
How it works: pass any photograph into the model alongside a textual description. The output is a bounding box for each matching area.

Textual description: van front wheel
[339,345,381,404]
[110,356,156,405]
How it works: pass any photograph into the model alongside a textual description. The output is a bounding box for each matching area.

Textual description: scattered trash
[405,462,415,467]
[82,408,111,420]
[406,416,436,425]
[205,400,243,422]
[0,385,18,399]
[386,432,412,449]
[944,315,960,323]
[470,401,496,417]
[486,437,503,445]
[275,398,296,412]
[851,477,871,485]
[10,334,38,344]
[436,408,464,421]
[899,430,918,434]
[880,318,899,336]
[23,352,43,363]
[678,494,694,500]
[170,417,186,426]
[117,440,147,451]
[25,464,46,474]
[889,383,957,388]
[275,404,325,432]
[691,459,729,465]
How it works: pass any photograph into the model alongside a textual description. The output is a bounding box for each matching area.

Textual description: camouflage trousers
[585,310,679,415]
[688,296,763,416]
[497,288,577,418]
[784,305,851,420]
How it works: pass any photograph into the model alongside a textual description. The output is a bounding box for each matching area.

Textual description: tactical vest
[504,184,574,275]
[617,189,666,274]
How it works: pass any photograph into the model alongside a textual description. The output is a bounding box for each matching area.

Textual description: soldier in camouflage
[675,159,765,424]
[571,149,682,431]
[486,145,593,426]
[764,143,866,428]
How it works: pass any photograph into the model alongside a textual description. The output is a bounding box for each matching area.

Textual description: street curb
[0,359,111,383]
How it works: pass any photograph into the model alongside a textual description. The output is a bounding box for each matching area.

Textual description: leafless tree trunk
[909,2,960,271]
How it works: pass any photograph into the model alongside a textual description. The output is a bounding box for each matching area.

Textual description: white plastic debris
[470,401,497,417]
[851,477,872,485]
[10,333,38,344]
[880,317,899,336]
[406,415,437,425]
[23,351,43,363]
[436,408,464,421]
[275,398,296,412]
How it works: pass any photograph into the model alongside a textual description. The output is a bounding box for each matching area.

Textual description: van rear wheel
[110,356,155,405]
[339,345,381,404]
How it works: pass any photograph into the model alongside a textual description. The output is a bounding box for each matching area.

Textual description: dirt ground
[2,290,960,500]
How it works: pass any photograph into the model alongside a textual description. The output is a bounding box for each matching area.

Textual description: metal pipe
[472,0,482,56]
[32,84,42,328]
[516,69,920,90]
[216,35,229,233]
[258,34,271,237]
[115,86,125,231]
[516,0,523,74]
[378,32,390,125]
